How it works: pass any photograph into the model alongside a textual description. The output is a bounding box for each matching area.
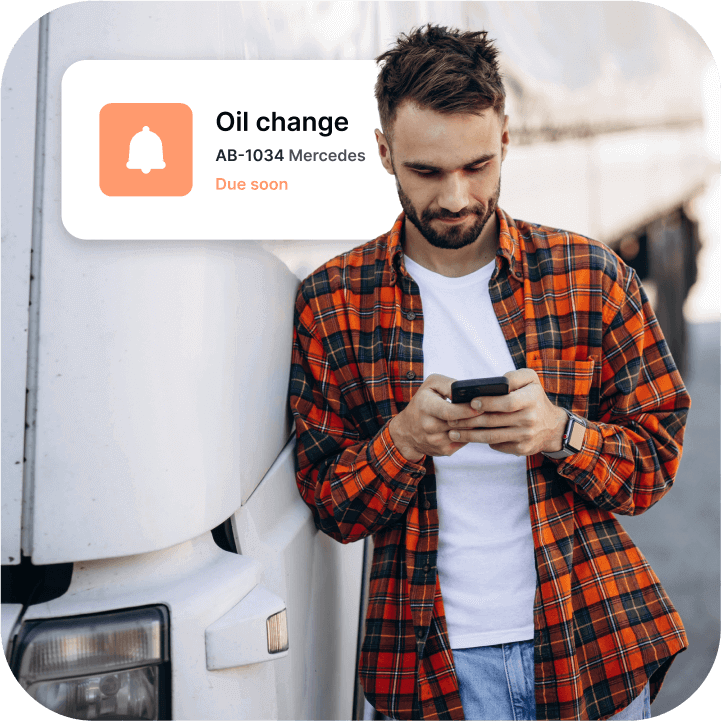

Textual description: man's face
[376,102,509,250]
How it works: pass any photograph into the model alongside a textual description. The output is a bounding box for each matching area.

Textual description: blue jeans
[453,641,651,721]
[452,641,651,720]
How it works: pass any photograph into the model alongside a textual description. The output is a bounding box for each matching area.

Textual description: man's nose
[436,172,471,214]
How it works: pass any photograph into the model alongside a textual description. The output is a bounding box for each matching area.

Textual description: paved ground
[620,321,720,717]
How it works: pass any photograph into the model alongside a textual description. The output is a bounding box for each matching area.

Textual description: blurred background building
[251,1,718,377]
[2,3,718,719]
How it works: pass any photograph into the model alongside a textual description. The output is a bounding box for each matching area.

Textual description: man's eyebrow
[401,153,497,171]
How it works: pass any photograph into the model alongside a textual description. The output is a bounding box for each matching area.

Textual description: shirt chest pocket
[525,353,597,420]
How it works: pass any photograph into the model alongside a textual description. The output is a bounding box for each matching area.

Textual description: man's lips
[433,215,472,224]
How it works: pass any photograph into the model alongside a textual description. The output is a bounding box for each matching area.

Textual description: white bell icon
[126,126,166,174]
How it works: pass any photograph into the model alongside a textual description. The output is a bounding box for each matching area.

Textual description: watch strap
[542,409,586,460]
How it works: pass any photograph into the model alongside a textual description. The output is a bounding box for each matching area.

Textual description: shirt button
[423,564,430,573]
[417,629,424,639]
[423,500,431,510]
[407,370,416,380]
[406,311,416,321]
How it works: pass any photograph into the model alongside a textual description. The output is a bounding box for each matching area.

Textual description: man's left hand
[447,368,568,456]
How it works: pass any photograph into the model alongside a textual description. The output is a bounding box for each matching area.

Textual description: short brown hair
[375,24,505,137]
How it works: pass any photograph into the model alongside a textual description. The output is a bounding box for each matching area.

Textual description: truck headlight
[11,606,169,720]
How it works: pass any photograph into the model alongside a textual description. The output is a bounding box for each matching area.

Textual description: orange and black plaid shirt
[290,209,689,720]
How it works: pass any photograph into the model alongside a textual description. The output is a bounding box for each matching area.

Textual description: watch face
[568,420,586,451]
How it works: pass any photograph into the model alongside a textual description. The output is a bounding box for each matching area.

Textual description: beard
[396,176,501,250]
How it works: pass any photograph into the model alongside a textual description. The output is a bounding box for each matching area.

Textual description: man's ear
[375,129,395,175]
[500,115,510,162]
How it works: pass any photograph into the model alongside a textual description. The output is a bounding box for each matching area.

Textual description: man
[289,25,689,721]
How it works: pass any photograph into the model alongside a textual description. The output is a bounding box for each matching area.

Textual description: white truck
[2,4,374,718]
[2,3,714,719]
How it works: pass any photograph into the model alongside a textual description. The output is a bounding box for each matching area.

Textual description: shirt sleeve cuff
[367,421,427,495]
[555,420,607,494]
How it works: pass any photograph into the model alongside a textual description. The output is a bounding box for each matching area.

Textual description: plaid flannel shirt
[290,209,689,720]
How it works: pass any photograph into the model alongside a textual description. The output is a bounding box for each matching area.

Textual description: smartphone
[451,376,509,403]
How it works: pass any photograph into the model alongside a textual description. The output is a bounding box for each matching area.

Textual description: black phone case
[450,376,509,403]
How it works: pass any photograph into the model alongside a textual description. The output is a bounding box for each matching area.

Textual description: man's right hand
[388,374,481,462]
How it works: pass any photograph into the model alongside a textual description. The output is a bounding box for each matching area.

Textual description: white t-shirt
[403,254,536,649]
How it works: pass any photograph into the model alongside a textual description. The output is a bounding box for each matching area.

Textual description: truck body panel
[31,238,296,564]
[1,21,38,566]
[233,439,364,719]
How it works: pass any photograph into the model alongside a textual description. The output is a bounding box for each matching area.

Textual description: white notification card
[61,60,400,240]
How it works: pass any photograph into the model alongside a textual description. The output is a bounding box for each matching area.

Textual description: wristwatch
[542,408,586,460]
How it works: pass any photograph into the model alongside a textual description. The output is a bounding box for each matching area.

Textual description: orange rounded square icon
[99,103,192,196]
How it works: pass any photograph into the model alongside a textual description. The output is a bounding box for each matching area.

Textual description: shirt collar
[386,208,524,284]
[496,207,524,282]
[387,213,406,284]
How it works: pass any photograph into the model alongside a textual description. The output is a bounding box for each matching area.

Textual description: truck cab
[2,10,369,718]
[2,231,365,718]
